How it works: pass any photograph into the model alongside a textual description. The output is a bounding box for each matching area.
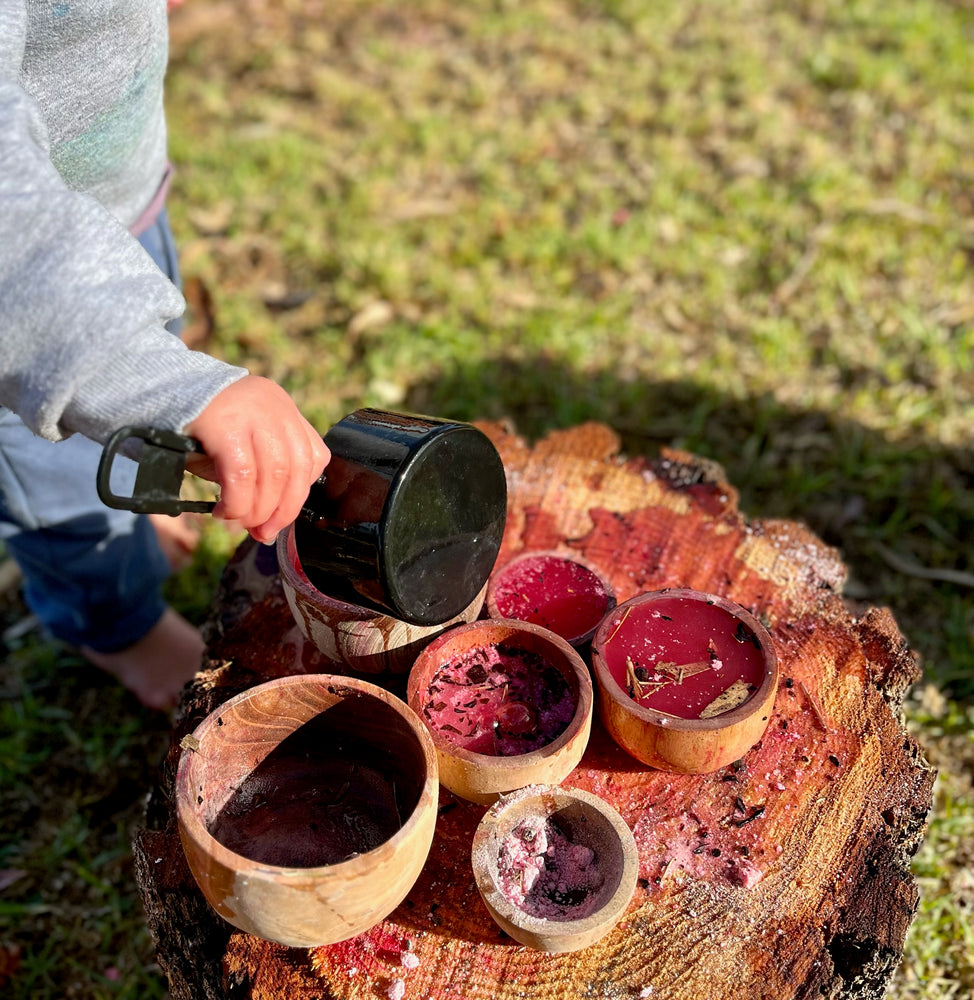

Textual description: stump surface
[135,422,934,1000]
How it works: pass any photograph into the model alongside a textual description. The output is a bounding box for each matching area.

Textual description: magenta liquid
[491,554,611,644]
[599,596,766,718]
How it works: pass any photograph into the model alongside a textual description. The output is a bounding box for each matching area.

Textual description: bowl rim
[406,618,594,767]
[590,588,779,734]
[484,548,617,646]
[175,673,439,878]
[471,783,638,935]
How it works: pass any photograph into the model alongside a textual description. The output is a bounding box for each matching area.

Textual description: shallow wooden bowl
[471,783,638,953]
[407,619,593,805]
[277,524,486,674]
[590,588,779,773]
[175,674,438,948]
[485,548,616,648]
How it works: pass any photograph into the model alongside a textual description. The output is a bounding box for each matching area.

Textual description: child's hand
[183,376,330,544]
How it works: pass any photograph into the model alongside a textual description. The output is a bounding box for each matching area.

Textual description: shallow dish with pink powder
[471,784,638,952]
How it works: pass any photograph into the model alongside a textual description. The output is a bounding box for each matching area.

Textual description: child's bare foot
[149,512,203,572]
[81,607,205,711]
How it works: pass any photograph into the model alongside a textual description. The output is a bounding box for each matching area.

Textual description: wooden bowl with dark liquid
[175,675,438,947]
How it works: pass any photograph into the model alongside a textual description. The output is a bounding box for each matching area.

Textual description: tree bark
[134,421,934,1000]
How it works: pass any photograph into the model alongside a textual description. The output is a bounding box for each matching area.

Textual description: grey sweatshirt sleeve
[0,2,248,446]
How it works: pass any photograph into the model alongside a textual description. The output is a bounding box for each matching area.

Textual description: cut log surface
[134,422,935,1000]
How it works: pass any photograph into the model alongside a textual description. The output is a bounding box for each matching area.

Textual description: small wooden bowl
[485,549,616,648]
[471,784,638,953]
[278,524,486,674]
[175,674,438,948]
[407,620,593,805]
[590,589,778,773]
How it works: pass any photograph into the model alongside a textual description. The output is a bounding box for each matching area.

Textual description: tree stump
[134,422,935,1000]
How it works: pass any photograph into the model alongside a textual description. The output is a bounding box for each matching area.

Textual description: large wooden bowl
[175,675,438,947]
[590,589,778,772]
[471,784,638,953]
[407,619,593,804]
[277,523,486,674]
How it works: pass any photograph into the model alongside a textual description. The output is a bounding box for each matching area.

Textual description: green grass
[0,640,172,999]
[899,696,974,999]
[1,0,971,996]
[164,0,973,694]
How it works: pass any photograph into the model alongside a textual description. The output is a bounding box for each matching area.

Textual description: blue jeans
[0,211,182,652]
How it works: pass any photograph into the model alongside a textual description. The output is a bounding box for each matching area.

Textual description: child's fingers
[183,376,330,540]
[248,422,330,542]
[245,428,290,535]
[209,430,259,527]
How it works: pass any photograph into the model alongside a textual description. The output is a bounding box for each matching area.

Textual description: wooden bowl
[407,620,593,805]
[277,524,486,674]
[471,784,638,953]
[485,549,616,648]
[590,589,778,773]
[175,674,438,947]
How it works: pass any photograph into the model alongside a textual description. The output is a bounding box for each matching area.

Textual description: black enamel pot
[97,408,507,627]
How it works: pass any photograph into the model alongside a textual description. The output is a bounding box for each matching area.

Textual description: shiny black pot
[97,408,507,627]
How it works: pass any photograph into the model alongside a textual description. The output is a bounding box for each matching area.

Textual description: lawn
[1,0,971,997]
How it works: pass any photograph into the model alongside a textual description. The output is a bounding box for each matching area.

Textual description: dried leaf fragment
[700,679,751,718]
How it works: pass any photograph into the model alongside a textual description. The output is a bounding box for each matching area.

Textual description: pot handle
[97,426,217,515]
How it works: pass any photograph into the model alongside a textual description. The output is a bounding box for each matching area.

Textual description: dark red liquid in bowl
[598,595,766,719]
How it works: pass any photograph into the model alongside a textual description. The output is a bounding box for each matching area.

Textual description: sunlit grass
[894,697,974,999]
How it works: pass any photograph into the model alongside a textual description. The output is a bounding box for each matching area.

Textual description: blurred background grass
[1,0,971,996]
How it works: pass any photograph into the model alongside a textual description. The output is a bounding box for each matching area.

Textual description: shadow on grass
[407,356,974,699]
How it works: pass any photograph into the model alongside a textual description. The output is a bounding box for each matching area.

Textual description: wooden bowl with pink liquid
[407,620,594,805]
[590,588,779,773]
[485,549,616,649]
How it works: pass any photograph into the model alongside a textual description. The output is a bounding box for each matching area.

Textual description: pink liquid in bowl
[490,553,613,646]
[598,595,767,719]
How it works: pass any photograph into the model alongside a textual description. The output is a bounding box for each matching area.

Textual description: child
[0,2,330,709]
